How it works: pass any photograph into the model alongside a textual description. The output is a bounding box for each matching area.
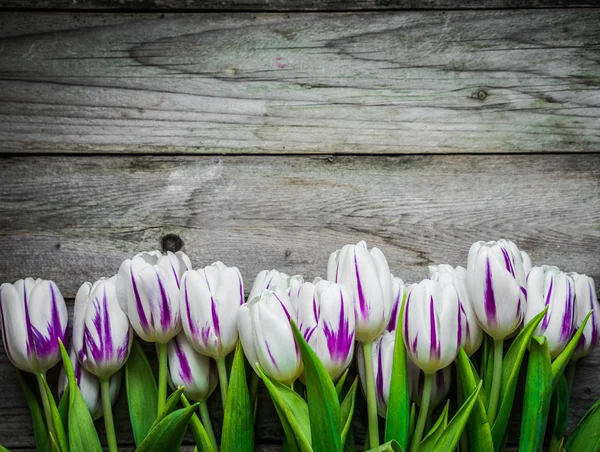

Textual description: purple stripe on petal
[201,324,211,345]
[484,257,498,325]
[118,331,130,361]
[130,267,149,331]
[354,251,368,318]
[265,341,279,370]
[590,282,599,347]
[457,300,463,350]
[411,333,419,356]
[376,344,384,404]
[174,337,193,384]
[23,284,34,356]
[542,278,554,330]
[155,269,172,330]
[559,279,575,341]
[312,296,319,324]
[403,291,412,345]
[500,247,516,278]
[74,359,83,386]
[183,279,198,339]
[304,326,317,343]
[429,295,440,360]
[386,290,401,333]
[322,290,354,363]
[238,273,244,305]
[102,287,113,361]
[273,293,291,323]
[204,275,220,337]
[169,260,180,289]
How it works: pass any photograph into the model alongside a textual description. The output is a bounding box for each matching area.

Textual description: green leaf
[38,372,69,452]
[518,336,552,452]
[455,348,494,452]
[420,401,449,450]
[150,386,184,430]
[551,311,592,388]
[291,321,342,452]
[548,375,569,452]
[181,394,216,452]
[491,307,547,450]
[365,439,405,451]
[408,403,416,448]
[336,368,350,400]
[136,404,198,452]
[58,340,102,452]
[482,335,494,408]
[16,371,50,452]
[565,394,600,451]
[57,386,69,432]
[432,381,483,452]
[340,377,358,445]
[0,444,10,452]
[384,298,410,450]
[126,338,158,446]
[256,364,312,452]
[221,342,254,452]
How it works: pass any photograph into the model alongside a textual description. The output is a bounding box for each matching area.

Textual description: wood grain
[0,10,599,155]
[0,0,596,11]
[0,153,599,448]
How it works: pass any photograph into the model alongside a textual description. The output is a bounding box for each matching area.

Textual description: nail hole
[285,249,292,257]
[161,234,184,253]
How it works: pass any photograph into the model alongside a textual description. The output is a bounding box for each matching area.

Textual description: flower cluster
[0,239,598,452]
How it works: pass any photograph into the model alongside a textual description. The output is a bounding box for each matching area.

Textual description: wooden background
[0,0,599,450]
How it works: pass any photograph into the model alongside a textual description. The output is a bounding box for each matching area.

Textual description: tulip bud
[386,276,410,333]
[327,241,393,343]
[407,359,451,410]
[570,273,599,360]
[292,279,355,380]
[58,346,121,420]
[73,277,132,379]
[248,269,304,303]
[524,266,575,358]
[430,264,483,356]
[116,250,191,343]
[521,251,533,276]
[237,289,302,385]
[357,330,394,417]
[403,279,461,375]
[466,240,527,340]
[167,332,217,402]
[0,278,68,374]
[180,262,244,359]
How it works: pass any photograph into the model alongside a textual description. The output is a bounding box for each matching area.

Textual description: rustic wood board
[0,10,599,155]
[0,0,596,10]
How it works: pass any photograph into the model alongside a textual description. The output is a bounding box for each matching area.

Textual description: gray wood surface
[0,0,596,10]
[0,10,599,155]
[1,153,599,448]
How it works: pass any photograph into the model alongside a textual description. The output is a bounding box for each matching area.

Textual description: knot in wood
[161,233,184,253]
[474,89,488,101]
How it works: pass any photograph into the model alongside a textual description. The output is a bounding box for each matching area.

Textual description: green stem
[157,342,168,417]
[566,360,577,397]
[250,371,260,403]
[362,341,379,449]
[199,399,218,450]
[36,373,57,445]
[456,368,469,452]
[216,358,229,410]
[487,339,504,424]
[411,373,433,452]
[101,378,118,452]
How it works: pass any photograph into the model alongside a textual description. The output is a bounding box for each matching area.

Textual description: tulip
[293,279,355,380]
[0,278,68,446]
[0,278,68,374]
[248,269,304,303]
[525,266,575,359]
[58,346,121,421]
[327,241,393,343]
[328,240,392,449]
[116,250,191,416]
[570,273,599,361]
[386,276,410,333]
[466,239,527,425]
[407,359,451,410]
[521,250,533,276]
[168,332,218,448]
[116,250,191,343]
[180,261,243,408]
[403,279,460,452]
[73,276,132,379]
[356,330,394,417]
[237,289,302,385]
[430,264,483,356]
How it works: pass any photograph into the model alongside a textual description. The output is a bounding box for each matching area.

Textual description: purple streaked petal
[265,341,279,370]
[130,267,149,331]
[354,251,368,318]
[322,290,354,363]
[118,331,130,361]
[238,272,244,305]
[429,295,440,360]
[386,290,401,332]
[403,290,412,346]
[591,282,599,347]
[484,257,497,325]
[174,336,193,384]
[559,279,574,341]
[184,279,198,338]
[457,300,463,350]
[376,344,384,404]
[273,293,291,323]
[500,246,516,278]
[411,333,419,356]
[102,287,113,361]
[541,278,554,330]
[155,269,172,330]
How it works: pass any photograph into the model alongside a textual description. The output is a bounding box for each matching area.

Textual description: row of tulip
[0,239,598,452]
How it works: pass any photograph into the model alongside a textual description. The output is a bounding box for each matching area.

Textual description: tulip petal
[0,283,29,371]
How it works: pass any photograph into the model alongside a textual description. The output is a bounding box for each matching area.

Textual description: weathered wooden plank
[0,0,595,11]
[0,10,598,155]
